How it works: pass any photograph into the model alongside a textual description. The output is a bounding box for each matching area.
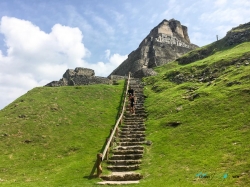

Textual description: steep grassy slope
[176,21,250,65]
[0,82,125,186]
[139,42,250,187]
[1,22,250,187]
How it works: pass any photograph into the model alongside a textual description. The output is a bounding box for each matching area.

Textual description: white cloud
[232,0,250,7]
[150,14,158,23]
[87,51,127,77]
[0,16,124,109]
[92,15,115,35]
[84,9,115,36]
[200,1,250,24]
[124,3,139,18]
[105,49,111,59]
[0,86,29,109]
[162,0,182,18]
[109,53,127,66]
[215,25,232,38]
[214,0,227,7]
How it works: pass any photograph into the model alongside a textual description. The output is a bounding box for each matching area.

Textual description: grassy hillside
[1,23,250,187]
[0,82,125,186]
[176,21,250,65]
[139,42,250,187]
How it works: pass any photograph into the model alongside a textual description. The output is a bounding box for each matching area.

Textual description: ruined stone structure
[45,67,111,87]
[109,19,198,78]
[226,22,250,46]
[46,19,199,86]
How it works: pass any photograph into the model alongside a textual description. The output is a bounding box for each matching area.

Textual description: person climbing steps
[128,87,134,96]
[129,93,135,115]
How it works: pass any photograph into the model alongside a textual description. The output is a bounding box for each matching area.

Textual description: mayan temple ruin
[109,19,198,78]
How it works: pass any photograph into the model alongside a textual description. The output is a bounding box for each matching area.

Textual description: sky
[0,0,250,109]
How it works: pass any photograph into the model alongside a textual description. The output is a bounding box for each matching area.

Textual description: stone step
[119,131,145,136]
[110,154,143,160]
[134,104,144,108]
[125,111,145,115]
[122,125,145,129]
[99,171,143,183]
[123,122,145,125]
[121,129,145,133]
[107,165,140,171]
[98,79,145,185]
[125,105,144,109]
[97,181,140,185]
[113,149,143,154]
[126,108,145,111]
[124,113,144,117]
[117,137,145,142]
[124,117,144,120]
[118,135,145,140]
[108,159,142,165]
[123,121,144,124]
[128,89,144,92]
[133,94,144,97]
[127,100,145,103]
[122,122,145,125]
[126,104,145,107]
[125,107,144,111]
[124,113,146,116]
[123,123,145,126]
[129,84,143,87]
[124,114,147,118]
[123,120,145,123]
[129,81,142,83]
[115,145,144,151]
[130,97,144,99]
[130,89,144,92]
[118,133,145,138]
[121,127,146,131]
[119,134,145,138]
[119,131,145,135]
[130,80,142,83]
[128,83,144,86]
[123,120,145,124]
[131,96,144,100]
[117,141,144,146]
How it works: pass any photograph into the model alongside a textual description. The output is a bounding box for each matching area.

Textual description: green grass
[0,82,125,186]
[138,42,250,187]
[1,41,250,186]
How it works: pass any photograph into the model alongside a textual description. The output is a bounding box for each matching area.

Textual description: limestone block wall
[158,20,173,36]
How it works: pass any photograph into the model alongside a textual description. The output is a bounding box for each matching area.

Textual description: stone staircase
[98,78,146,185]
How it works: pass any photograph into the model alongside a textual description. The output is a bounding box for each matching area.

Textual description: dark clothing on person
[128,89,134,96]
[130,97,135,107]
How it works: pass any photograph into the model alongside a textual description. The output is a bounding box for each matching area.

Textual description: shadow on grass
[85,138,108,179]
[84,159,98,179]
